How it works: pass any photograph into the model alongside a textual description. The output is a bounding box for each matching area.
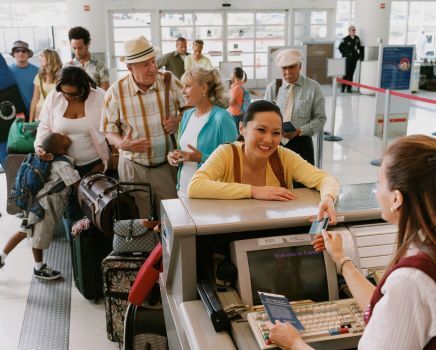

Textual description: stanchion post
[371,89,391,166]
[316,130,323,169]
[324,77,343,142]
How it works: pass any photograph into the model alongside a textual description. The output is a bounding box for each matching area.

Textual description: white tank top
[54,116,100,166]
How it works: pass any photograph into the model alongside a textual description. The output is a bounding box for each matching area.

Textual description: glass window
[195,13,222,26]
[389,1,408,45]
[408,1,436,60]
[256,12,285,25]
[160,13,193,26]
[228,13,254,26]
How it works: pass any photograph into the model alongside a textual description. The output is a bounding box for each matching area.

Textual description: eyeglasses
[14,48,28,54]
[351,29,356,31]
[60,89,81,98]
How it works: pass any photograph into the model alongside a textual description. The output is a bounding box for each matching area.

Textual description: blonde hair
[181,66,228,108]
[39,49,62,84]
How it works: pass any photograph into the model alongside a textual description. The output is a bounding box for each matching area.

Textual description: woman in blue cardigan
[167,66,238,197]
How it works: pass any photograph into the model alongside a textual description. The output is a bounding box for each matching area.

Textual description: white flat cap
[275,49,302,68]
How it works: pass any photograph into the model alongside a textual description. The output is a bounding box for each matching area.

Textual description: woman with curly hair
[29,49,62,121]
[167,66,237,197]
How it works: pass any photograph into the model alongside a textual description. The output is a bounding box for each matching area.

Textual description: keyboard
[247,299,365,349]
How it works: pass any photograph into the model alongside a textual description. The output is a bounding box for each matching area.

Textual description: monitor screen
[231,234,338,306]
[247,245,328,306]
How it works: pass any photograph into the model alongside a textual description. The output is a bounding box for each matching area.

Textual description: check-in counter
[160,183,386,350]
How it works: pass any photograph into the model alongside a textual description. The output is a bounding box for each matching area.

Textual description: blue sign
[380,46,414,90]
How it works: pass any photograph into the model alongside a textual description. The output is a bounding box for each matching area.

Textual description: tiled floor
[0,88,435,349]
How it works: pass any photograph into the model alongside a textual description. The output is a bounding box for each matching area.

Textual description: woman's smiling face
[240,111,282,160]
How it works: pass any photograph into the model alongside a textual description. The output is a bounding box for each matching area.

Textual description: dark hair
[68,26,91,45]
[176,37,187,43]
[383,135,436,265]
[237,100,282,141]
[193,39,204,46]
[56,66,97,101]
[233,67,247,83]
[41,133,70,155]
[241,100,282,126]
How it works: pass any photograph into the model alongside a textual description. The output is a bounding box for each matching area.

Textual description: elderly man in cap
[9,40,38,115]
[264,49,326,165]
[101,36,184,216]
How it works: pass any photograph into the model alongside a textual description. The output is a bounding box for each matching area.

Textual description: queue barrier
[328,78,436,165]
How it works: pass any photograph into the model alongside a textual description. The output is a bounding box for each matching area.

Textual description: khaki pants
[118,156,177,219]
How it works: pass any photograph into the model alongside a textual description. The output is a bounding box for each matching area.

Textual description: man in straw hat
[9,40,38,114]
[264,48,326,165]
[102,36,184,216]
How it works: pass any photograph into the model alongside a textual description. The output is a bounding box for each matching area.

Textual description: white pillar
[66,0,107,55]
[354,0,391,47]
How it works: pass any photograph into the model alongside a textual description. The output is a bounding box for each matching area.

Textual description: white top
[359,266,436,349]
[178,111,209,197]
[54,116,100,166]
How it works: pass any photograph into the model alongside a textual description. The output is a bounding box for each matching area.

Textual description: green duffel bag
[6,118,39,154]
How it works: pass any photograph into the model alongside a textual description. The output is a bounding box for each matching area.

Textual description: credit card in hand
[309,217,329,240]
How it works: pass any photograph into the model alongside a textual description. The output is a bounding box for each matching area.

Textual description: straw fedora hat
[120,36,155,64]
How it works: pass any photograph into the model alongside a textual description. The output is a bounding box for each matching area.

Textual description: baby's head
[41,133,72,156]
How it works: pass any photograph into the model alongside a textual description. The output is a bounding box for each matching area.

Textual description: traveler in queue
[167,66,237,197]
[187,100,338,223]
[266,134,436,350]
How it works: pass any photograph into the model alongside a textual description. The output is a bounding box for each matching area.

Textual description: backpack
[12,153,69,219]
[240,88,251,114]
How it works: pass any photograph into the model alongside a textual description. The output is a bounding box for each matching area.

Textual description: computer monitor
[230,234,339,306]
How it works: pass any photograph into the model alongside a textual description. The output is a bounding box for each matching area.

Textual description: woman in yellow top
[29,49,62,121]
[188,100,339,222]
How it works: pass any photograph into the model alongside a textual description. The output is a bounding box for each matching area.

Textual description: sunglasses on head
[14,48,28,53]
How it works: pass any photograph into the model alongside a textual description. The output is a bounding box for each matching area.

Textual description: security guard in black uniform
[339,26,364,93]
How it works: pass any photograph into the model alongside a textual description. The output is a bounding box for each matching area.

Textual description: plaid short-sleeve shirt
[101,72,184,166]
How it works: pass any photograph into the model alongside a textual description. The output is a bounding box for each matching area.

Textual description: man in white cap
[9,40,38,116]
[264,49,326,165]
[101,36,184,216]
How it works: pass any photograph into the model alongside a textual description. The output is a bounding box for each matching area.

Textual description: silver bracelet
[336,256,352,275]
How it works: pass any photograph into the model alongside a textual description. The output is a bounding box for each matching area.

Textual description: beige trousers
[118,156,177,219]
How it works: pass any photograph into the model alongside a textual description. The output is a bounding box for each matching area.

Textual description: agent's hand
[266,321,312,350]
[162,115,180,134]
[322,232,345,264]
[35,146,54,161]
[118,127,151,153]
[167,150,184,167]
[283,129,301,140]
[311,233,326,252]
[317,195,337,225]
[179,144,202,163]
[251,186,298,201]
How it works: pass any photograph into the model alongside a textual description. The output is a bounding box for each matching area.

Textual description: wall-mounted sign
[380,46,414,90]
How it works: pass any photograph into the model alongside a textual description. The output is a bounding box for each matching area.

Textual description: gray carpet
[18,236,72,350]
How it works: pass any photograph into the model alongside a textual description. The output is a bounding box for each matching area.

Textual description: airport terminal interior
[0,0,435,349]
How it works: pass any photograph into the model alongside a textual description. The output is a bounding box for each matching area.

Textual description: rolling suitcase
[102,253,147,342]
[124,243,167,350]
[71,227,113,301]
[5,153,26,215]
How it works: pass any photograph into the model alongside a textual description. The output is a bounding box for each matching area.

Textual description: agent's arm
[320,232,375,311]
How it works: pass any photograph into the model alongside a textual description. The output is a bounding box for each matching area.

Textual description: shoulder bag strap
[229,143,241,183]
[38,74,47,99]
[163,72,177,149]
[268,150,286,188]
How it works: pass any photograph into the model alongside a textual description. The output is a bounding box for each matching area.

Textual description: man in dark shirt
[339,26,363,93]
[157,37,189,79]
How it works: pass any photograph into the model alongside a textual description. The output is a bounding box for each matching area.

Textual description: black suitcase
[4,153,26,215]
[124,303,167,350]
[71,227,113,301]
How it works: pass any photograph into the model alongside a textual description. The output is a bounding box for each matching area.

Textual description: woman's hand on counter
[251,186,298,201]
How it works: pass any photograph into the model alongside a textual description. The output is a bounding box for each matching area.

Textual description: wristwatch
[336,256,352,275]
